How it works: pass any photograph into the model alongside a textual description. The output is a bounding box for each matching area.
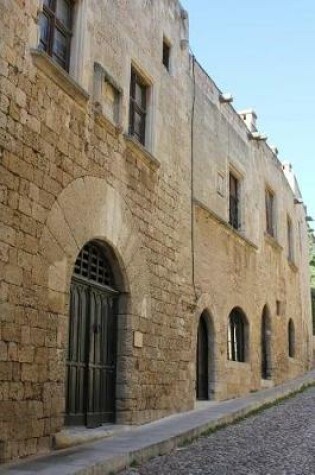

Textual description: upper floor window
[229,172,240,230]
[129,68,148,146]
[287,215,294,261]
[265,188,275,237]
[38,0,73,71]
[162,37,171,71]
[227,307,247,362]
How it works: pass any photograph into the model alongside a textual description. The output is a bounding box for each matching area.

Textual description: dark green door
[196,315,208,400]
[65,242,118,427]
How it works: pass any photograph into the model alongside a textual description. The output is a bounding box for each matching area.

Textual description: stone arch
[38,177,151,426]
[261,304,272,380]
[39,177,144,293]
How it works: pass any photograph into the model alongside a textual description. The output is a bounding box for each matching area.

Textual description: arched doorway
[196,313,209,400]
[65,241,120,427]
[261,306,272,379]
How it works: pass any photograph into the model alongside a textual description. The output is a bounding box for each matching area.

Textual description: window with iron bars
[129,68,147,146]
[229,172,239,230]
[38,0,73,72]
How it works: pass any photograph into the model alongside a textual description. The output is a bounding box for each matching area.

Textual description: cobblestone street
[122,386,315,475]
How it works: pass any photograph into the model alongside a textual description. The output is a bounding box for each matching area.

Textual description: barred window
[227,308,247,362]
[129,68,148,145]
[38,0,73,71]
[229,172,239,230]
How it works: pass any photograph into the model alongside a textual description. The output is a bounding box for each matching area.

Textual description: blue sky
[181,0,315,221]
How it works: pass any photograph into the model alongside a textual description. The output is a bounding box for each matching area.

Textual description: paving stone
[122,386,315,475]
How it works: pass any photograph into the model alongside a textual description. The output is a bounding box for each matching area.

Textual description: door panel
[66,280,117,427]
[261,313,271,380]
[196,317,208,400]
[66,282,88,426]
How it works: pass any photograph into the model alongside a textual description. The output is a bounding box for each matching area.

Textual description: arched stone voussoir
[45,201,80,260]
[38,226,71,294]
[57,177,141,264]
[40,177,144,296]
[195,293,217,325]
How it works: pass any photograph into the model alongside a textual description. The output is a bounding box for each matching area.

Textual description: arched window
[227,308,247,362]
[288,319,295,358]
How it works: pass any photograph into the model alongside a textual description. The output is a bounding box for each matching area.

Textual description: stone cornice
[30,49,89,107]
[194,198,258,250]
[124,134,160,170]
[264,232,283,253]
[94,103,122,137]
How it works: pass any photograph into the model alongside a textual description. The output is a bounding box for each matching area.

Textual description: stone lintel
[94,62,123,95]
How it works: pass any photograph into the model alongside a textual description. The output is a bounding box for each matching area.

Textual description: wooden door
[196,316,208,400]
[261,311,271,380]
[65,241,118,427]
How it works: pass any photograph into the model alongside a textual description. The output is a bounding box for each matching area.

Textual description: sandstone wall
[0,0,312,465]
[193,61,313,400]
[0,0,195,462]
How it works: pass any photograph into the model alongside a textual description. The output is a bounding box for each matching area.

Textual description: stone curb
[95,377,315,475]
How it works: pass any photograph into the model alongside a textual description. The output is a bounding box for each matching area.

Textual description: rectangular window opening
[162,38,171,71]
[129,67,148,146]
[287,216,294,262]
[38,0,73,72]
[265,188,275,237]
[229,172,240,230]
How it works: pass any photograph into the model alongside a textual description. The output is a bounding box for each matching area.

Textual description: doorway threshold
[261,379,274,389]
[194,400,221,410]
[52,424,132,450]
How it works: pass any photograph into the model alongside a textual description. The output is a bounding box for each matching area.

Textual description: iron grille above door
[74,242,115,287]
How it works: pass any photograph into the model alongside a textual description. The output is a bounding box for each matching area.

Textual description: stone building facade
[0,0,312,464]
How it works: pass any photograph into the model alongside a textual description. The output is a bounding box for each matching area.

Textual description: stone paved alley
[122,386,315,475]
